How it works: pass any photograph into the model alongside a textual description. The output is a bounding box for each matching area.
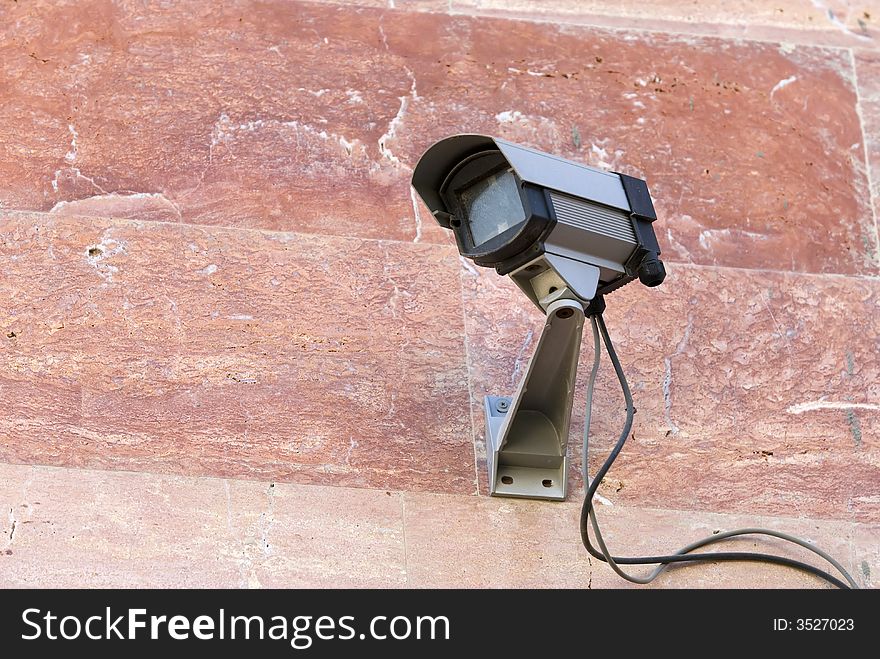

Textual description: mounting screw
[496,399,510,413]
[556,308,574,319]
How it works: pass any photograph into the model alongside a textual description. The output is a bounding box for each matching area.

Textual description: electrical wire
[580,313,859,589]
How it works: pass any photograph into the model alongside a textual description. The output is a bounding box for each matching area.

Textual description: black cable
[580,313,858,589]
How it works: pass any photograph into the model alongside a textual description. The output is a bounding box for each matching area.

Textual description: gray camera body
[412,134,665,311]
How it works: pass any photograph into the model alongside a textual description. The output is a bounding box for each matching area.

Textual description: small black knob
[638,254,666,287]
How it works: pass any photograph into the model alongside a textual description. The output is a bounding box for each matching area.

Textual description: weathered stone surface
[314,1,880,47]
[0,464,406,587]
[0,212,475,494]
[856,49,880,261]
[851,522,880,588]
[402,490,864,588]
[462,262,880,520]
[453,0,880,45]
[237,478,406,587]
[0,1,874,273]
[1,463,865,588]
[0,0,436,241]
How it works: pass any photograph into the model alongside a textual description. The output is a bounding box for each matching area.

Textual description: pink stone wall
[1,0,878,587]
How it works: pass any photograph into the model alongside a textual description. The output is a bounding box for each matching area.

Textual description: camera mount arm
[485,262,598,500]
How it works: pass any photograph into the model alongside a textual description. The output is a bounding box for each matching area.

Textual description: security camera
[410,135,859,590]
[411,134,666,500]
[412,134,666,302]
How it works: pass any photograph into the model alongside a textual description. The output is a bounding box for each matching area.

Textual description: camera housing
[412,134,666,308]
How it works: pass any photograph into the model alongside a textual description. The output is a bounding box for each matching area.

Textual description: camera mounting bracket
[484,295,588,500]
